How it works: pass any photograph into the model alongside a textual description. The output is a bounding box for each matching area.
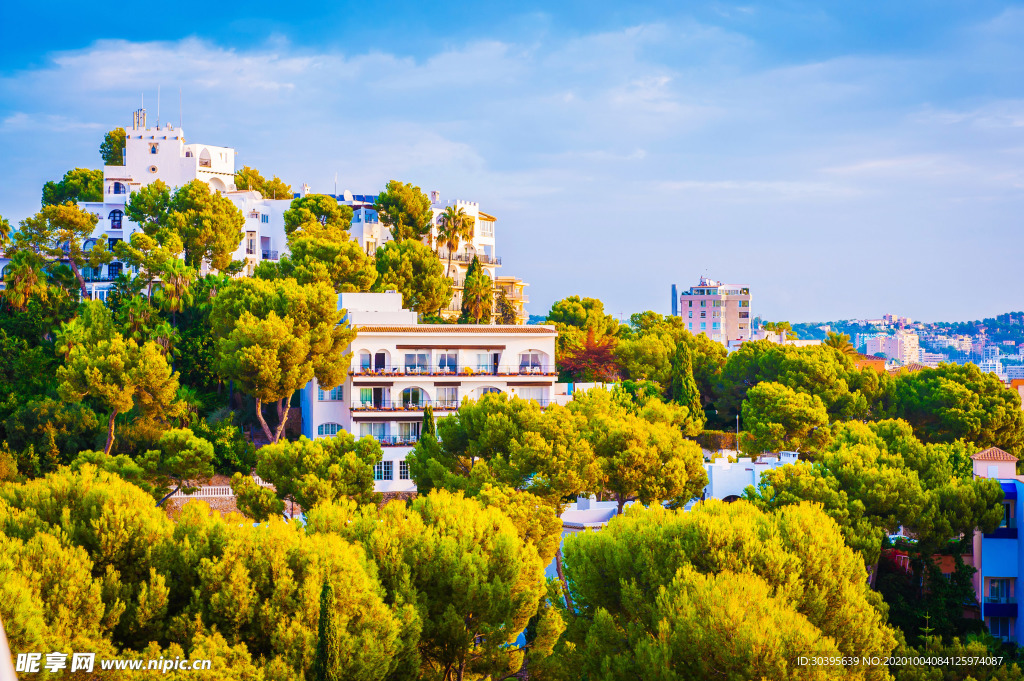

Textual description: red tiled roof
[970,447,1018,462]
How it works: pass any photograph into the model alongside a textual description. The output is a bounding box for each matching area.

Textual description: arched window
[113,182,126,194]
[358,351,372,372]
[317,423,343,437]
[199,148,212,168]
[149,143,159,154]
[401,387,426,408]
[479,387,501,397]
[108,210,123,229]
[185,150,193,158]
[0,265,9,281]
[519,351,545,373]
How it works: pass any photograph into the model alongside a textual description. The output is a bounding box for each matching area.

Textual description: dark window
[113,182,126,194]
[108,210,123,229]
[107,262,123,278]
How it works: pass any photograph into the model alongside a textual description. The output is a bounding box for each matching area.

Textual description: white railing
[168,475,275,499]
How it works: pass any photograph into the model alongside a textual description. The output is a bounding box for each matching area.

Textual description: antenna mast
[179,87,182,129]
[157,85,161,128]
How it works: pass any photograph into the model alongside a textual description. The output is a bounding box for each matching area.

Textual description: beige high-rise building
[865,331,920,365]
[676,277,752,345]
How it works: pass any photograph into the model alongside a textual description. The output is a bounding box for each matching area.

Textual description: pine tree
[422,403,436,438]
[669,341,705,427]
[314,580,340,681]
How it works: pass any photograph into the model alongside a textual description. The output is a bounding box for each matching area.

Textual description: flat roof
[354,324,555,334]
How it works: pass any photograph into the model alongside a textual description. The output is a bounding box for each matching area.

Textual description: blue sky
[2,1,1023,322]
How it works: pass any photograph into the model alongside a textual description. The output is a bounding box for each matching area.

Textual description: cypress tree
[670,341,705,427]
[422,403,436,438]
[314,580,340,681]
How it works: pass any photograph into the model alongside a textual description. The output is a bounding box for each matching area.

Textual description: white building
[865,331,920,365]
[18,107,290,298]
[700,452,800,502]
[341,191,529,324]
[674,276,752,345]
[299,292,558,493]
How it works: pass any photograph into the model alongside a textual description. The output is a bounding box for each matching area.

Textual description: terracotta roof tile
[354,324,555,334]
[970,447,1018,462]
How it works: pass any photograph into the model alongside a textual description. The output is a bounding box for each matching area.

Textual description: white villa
[299,292,558,493]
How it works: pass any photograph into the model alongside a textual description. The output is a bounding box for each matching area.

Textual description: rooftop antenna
[334,172,338,198]
[178,87,182,129]
[156,85,161,128]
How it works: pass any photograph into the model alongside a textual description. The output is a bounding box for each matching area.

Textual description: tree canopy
[373,239,453,315]
[234,165,292,199]
[374,180,433,242]
[283,195,353,243]
[99,127,126,166]
[41,168,104,206]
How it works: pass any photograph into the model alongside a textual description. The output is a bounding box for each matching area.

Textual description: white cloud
[1,14,1024,321]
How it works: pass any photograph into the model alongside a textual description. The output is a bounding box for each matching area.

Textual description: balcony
[985,517,1018,539]
[440,251,501,266]
[262,250,279,261]
[985,598,1018,618]
[373,435,422,447]
[352,364,557,378]
[352,398,553,412]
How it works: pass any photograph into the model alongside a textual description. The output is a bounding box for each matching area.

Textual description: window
[519,352,542,372]
[318,385,343,401]
[990,617,1012,641]
[107,262,123,278]
[399,422,421,442]
[712,322,719,329]
[1001,503,1013,527]
[401,387,424,407]
[359,352,372,371]
[688,312,692,318]
[404,353,428,373]
[360,423,386,440]
[113,182,126,194]
[359,387,374,407]
[317,423,342,437]
[437,386,458,407]
[261,214,269,224]
[701,322,706,330]
[374,460,394,481]
[688,301,692,307]
[480,387,501,396]
[150,144,159,154]
[399,461,410,480]
[437,352,458,373]
[479,221,494,237]
[518,387,546,403]
[990,578,1012,602]
[688,323,693,329]
[700,312,706,318]
[108,210,123,229]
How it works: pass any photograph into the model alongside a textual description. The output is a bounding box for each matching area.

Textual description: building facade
[865,331,920,365]
[674,277,752,345]
[970,448,1023,644]
[299,292,558,493]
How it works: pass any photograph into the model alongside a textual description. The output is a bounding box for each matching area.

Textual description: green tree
[460,255,493,323]
[138,428,215,505]
[306,489,558,681]
[740,381,831,455]
[0,251,49,312]
[230,472,285,521]
[314,580,342,681]
[560,501,899,680]
[436,204,475,278]
[567,388,707,513]
[422,403,436,438]
[164,180,245,270]
[41,168,103,206]
[496,288,517,324]
[668,340,706,428]
[250,434,382,509]
[825,331,858,358]
[234,165,292,199]
[153,257,196,325]
[0,214,10,250]
[888,363,1024,454]
[374,180,433,242]
[373,239,453,315]
[10,202,111,298]
[262,235,376,293]
[57,330,181,454]
[114,231,182,296]
[3,398,100,475]
[125,179,172,231]
[100,127,126,166]
[211,277,354,442]
[547,296,623,376]
[283,194,353,243]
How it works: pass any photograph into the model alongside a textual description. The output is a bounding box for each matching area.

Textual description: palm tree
[0,215,10,251]
[824,331,858,358]
[462,270,493,323]
[436,206,475,279]
[149,320,181,359]
[119,295,154,343]
[1,252,47,312]
[154,258,196,325]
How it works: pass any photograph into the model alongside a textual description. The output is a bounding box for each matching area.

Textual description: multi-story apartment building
[0,107,290,298]
[299,292,558,493]
[918,350,948,367]
[674,277,752,345]
[970,448,1023,644]
[865,331,920,365]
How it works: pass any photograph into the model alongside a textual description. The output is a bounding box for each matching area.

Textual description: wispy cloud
[1,9,1024,321]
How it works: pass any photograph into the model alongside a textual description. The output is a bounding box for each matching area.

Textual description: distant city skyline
[2,1,1023,322]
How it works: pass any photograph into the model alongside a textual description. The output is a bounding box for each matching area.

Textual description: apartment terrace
[352,364,556,377]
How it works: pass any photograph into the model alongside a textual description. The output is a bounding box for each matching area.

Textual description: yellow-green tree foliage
[306,489,562,681]
[0,465,405,679]
[561,500,899,681]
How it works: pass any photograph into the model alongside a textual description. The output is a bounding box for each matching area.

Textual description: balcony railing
[439,252,501,266]
[985,596,1017,604]
[353,365,556,377]
[262,250,279,261]
[353,398,552,412]
[374,435,421,446]
[246,247,256,255]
